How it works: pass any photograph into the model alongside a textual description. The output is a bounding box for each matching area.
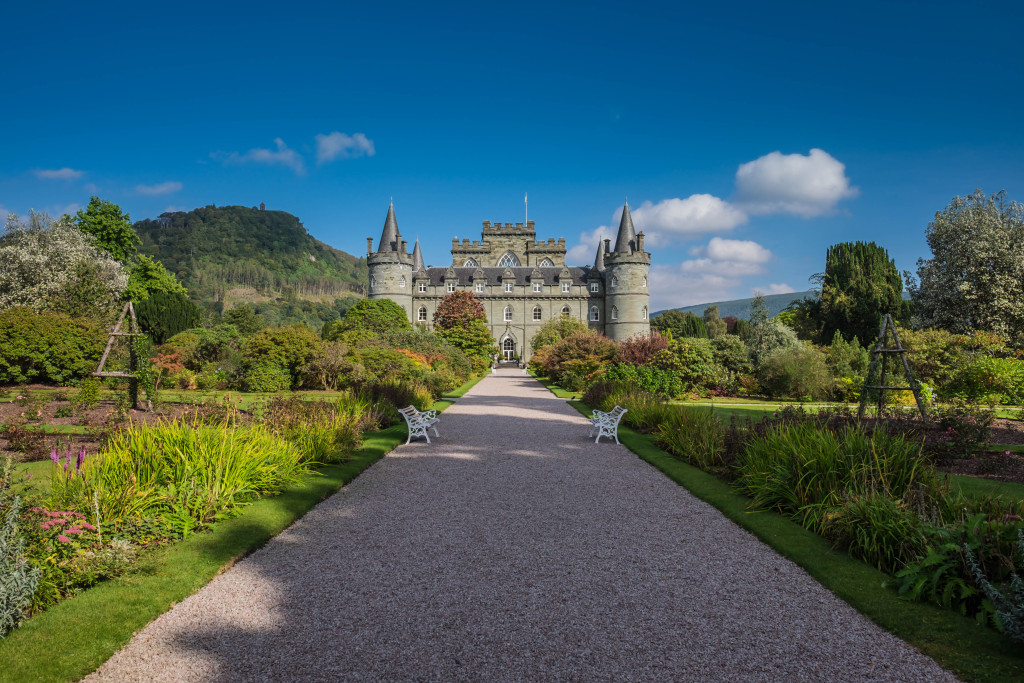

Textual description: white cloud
[630,194,747,245]
[0,205,9,222]
[705,237,772,263]
[84,182,100,194]
[734,148,858,217]
[649,264,737,311]
[215,138,306,174]
[34,167,84,180]
[135,181,183,196]
[315,132,375,164]
[754,283,796,296]
[565,224,616,265]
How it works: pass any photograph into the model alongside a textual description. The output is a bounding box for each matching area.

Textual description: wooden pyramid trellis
[93,301,141,409]
[857,313,927,419]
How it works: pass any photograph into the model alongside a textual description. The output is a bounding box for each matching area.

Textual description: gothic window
[590,282,599,293]
[532,282,542,293]
[504,306,513,322]
[561,281,570,293]
[642,306,648,320]
[464,258,478,267]
[418,307,427,322]
[475,282,484,293]
[561,306,571,316]
[399,275,406,288]
[369,276,376,291]
[642,276,648,288]
[611,276,618,289]
[497,252,521,267]
[611,306,618,320]
[446,281,456,293]
[505,281,513,293]
[590,306,599,321]
[539,257,554,267]
[418,281,427,293]
[533,306,542,321]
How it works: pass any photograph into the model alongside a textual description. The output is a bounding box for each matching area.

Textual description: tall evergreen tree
[703,304,727,338]
[817,241,904,346]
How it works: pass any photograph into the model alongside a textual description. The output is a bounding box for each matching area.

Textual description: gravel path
[90,369,957,682]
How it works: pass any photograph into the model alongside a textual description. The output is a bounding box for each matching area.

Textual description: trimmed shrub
[240,325,322,390]
[654,407,727,472]
[134,290,201,344]
[604,363,682,398]
[242,364,291,392]
[757,343,834,400]
[0,309,106,385]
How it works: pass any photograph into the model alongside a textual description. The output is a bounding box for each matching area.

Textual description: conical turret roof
[593,239,606,272]
[614,200,636,254]
[412,239,425,271]
[376,201,400,253]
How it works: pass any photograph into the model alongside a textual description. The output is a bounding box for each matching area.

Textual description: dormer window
[561,281,570,293]
[505,281,513,293]
[475,282,484,293]
[497,252,521,267]
[590,282,599,293]
[418,281,427,293]
[532,282,542,293]
[539,257,554,267]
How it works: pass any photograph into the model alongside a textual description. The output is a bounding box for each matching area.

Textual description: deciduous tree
[909,190,1024,346]
[433,291,494,372]
[74,196,140,262]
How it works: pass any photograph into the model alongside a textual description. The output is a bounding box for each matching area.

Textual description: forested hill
[134,206,367,308]
[654,291,815,320]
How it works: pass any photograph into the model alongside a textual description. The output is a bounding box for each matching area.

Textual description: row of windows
[372,276,648,292]
[463,254,557,268]
[416,305,649,323]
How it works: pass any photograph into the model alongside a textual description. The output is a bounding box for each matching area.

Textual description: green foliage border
[0,382,476,681]
[563,399,1023,682]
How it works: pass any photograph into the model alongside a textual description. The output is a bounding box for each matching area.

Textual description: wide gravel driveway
[91,369,956,682]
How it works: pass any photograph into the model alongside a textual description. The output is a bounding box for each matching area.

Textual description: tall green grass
[653,407,728,471]
[50,419,309,536]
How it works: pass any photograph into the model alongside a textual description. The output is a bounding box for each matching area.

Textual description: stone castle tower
[367,200,650,360]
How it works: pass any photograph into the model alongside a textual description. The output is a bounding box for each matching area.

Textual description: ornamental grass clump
[653,407,727,473]
[50,417,308,537]
[258,394,383,463]
[736,422,938,531]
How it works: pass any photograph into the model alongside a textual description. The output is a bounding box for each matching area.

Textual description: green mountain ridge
[654,291,816,320]
[134,205,368,328]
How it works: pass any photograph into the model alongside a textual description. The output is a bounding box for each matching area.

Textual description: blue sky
[3,0,1022,311]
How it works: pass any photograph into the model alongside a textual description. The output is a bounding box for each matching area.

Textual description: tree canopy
[816,241,905,346]
[433,291,494,371]
[325,298,410,341]
[530,313,589,351]
[74,196,140,262]
[909,189,1024,346]
[651,309,708,339]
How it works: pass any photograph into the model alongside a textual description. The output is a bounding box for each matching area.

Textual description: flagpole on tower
[525,192,528,224]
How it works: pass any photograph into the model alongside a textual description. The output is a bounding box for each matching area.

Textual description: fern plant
[965,530,1024,643]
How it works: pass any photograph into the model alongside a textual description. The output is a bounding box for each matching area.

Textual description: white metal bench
[589,405,627,444]
[399,406,440,444]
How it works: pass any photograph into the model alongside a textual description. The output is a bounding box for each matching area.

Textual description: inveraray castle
[366,202,651,361]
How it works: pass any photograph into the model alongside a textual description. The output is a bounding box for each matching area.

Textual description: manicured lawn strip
[950,474,1024,504]
[0,422,410,683]
[528,371,581,400]
[565,398,1024,682]
[443,372,488,399]
[15,424,91,435]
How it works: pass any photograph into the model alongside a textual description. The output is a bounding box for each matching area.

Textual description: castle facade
[366,202,651,361]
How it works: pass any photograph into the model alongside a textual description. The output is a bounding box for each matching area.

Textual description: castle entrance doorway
[502,337,516,360]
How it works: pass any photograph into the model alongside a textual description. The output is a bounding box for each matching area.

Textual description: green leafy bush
[930,400,995,459]
[603,363,682,398]
[242,364,291,392]
[950,356,1024,404]
[966,529,1024,642]
[240,325,322,390]
[257,395,379,463]
[757,343,834,400]
[0,309,106,385]
[537,331,617,385]
[134,290,201,344]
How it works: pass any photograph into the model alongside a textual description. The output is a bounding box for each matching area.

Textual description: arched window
[533,306,542,321]
[561,306,571,316]
[369,276,376,291]
[642,276,648,288]
[590,306,599,321]
[642,306,648,320]
[497,252,521,267]
[504,306,513,322]
[464,258,478,267]
[539,257,554,267]
[611,276,618,289]
[399,275,406,288]
[418,306,427,322]
[611,306,618,320]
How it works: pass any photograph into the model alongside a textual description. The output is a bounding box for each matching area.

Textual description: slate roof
[419,266,592,286]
